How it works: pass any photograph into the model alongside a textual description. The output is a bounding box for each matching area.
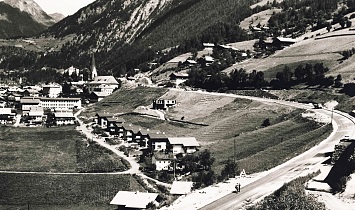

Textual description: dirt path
[74,107,171,188]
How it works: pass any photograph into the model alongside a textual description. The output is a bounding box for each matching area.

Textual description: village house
[273,37,297,49]
[110,191,159,209]
[111,124,126,138]
[89,91,110,102]
[152,99,176,110]
[40,97,81,111]
[123,125,143,145]
[152,152,175,171]
[65,66,80,76]
[20,97,41,114]
[169,72,189,86]
[198,55,215,67]
[42,84,62,98]
[54,112,76,125]
[23,89,40,97]
[123,125,150,148]
[7,93,22,103]
[0,108,15,124]
[148,131,169,152]
[168,137,200,155]
[25,106,44,125]
[181,59,198,67]
[203,43,215,54]
[94,112,113,128]
[106,117,125,130]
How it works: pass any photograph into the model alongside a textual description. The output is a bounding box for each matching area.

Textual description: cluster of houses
[94,111,200,171]
[0,54,122,126]
[0,85,82,126]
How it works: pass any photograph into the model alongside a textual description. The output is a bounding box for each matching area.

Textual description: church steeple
[91,53,98,79]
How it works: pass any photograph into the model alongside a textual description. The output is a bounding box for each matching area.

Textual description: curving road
[190,92,355,210]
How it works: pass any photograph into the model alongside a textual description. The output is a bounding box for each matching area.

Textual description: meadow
[0,126,128,173]
[0,173,143,210]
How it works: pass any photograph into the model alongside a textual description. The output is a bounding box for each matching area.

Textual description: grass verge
[247,172,326,210]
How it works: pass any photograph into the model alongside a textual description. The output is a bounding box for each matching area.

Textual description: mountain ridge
[2,0,56,26]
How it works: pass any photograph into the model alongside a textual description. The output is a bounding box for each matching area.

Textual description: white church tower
[91,53,98,79]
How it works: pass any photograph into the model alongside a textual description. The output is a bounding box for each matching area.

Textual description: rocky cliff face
[46,0,173,52]
[2,0,56,26]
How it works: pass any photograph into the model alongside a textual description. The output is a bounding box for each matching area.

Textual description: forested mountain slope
[0,2,48,38]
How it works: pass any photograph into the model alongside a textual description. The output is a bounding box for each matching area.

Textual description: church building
[86,53,120,96]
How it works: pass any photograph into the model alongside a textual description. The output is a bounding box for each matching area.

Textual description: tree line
[186,62,343,91]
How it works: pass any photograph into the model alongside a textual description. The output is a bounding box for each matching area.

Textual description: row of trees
[186,62,343,91]
[270,63,341,89]
[266,0,341,37]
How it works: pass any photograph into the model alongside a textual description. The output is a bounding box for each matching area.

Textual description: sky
[34,0,96,16]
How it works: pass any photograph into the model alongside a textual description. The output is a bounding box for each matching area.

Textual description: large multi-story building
[40,97,81,111]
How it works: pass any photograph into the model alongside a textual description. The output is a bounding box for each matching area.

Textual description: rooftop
[90,76,119,85]
[110,191,158,208]
[170,181,194,195]
[20,97,41,104]
[54,112,74,118]
[168,137,200,147]
[41,97,81,101]
[276,37,297,43]
[0,108,12,115]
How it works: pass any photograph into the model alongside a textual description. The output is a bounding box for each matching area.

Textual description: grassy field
[0,173,143,210]
[81,86,168,120]
[76,140,129,173]
[0,126,79,172]
[0,126,128,173]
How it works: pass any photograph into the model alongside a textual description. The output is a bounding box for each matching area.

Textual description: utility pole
[331,108,334,124]
[234,138,236,177]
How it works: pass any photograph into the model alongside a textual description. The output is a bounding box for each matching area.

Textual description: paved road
[188,92,355,210]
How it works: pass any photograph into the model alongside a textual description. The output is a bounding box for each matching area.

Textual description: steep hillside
[80,86,331,174]
[2,0,56,26]
[33,0,256,73]
[224,18,355,82]
[0,2,48,38]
